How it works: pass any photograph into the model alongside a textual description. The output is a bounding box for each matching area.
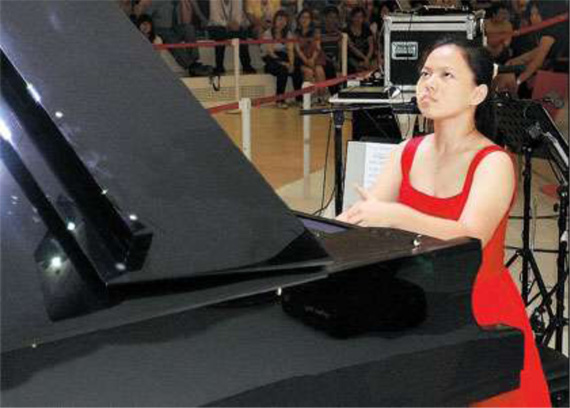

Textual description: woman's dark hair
[350,6,367,21]
[323,5,340,17]
[137,14,156,43]
[271,9,290,38]
[419,37,501,145]
[295,8,315,37]
[488,1,510,18]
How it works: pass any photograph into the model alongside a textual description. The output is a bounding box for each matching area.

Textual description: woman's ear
[471,84,489,106]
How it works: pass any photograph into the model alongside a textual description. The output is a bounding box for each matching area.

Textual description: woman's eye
[420,71,429,77]
[443,72,454,78]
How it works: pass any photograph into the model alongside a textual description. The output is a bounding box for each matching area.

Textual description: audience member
[484,2,513,63]
[262,9,303,107]
[339,0,363,28]
[495,0,568,97]
[208,0,257,74]
[246,0,282,38]
[371,0,397,67]
[321,6,343,71]
[346,6,375,74]
[134,0,212,76]
[295,9,328,103]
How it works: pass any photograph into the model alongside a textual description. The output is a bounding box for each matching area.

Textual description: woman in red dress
[337,38,551,407]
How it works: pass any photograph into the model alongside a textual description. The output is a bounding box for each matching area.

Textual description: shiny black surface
[0,0,322,284]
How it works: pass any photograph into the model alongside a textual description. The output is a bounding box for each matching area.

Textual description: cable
[312,117,334,216]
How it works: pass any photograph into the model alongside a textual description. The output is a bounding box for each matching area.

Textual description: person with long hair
[346,6,375,74]
[338,37,551,407]
[261,9,303,108]
[294,8,328,103]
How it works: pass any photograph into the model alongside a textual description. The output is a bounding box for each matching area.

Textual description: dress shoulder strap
[462,145,506,195]
[400,136,426,181]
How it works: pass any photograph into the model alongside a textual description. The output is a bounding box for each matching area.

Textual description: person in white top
[208,0,256,74]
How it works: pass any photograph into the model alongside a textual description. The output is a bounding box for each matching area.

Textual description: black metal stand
[301,102,417,216]
[497,95,569,352]
[505,145,556,323]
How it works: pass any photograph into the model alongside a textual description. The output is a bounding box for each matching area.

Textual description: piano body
[0,2,522,406]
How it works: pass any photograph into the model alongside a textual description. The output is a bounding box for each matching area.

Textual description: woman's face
[139,21,152,37]
[416,45,485,121]
[351,11,365,26]
[299,11,311,29]
[529,5,541,25]
[275,14,287,30]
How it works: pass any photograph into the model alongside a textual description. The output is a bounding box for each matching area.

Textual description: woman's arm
[348,38,367,60]
[340,151,515,247]
[295,38,311,65]
[287,38,295,66]
[365,34,374,61]
[517,35,556,84]
[367,140,408,202]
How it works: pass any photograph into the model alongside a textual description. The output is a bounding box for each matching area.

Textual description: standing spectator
[295,9,328,103]
[134,0,213,76]
[208,0,257,75]
[346,6,375,74]
[261,10,303,108]
[246,0,281,38]
[484,2,514,63]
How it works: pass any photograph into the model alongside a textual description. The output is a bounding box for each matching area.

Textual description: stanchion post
[303,82,312,197]
[239,98,252,160]
[341,33,348,77]
[232,38,241,103]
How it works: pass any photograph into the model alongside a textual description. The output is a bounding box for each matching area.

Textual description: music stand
[496,95,568,352]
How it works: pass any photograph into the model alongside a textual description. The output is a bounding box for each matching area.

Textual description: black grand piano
[0,2,523,406]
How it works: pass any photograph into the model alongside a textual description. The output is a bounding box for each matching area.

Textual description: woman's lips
[419,94,436,102]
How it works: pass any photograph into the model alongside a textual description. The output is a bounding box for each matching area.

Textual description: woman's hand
[336,186,398,227]
[493,72,518,94]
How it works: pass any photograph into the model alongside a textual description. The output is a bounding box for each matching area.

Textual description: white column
[239,98,252,160]
[341,33,348,77]
[232,38,241,103]
[302,82,312,197]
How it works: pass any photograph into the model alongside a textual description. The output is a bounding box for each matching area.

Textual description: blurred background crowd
[118,0,568,101]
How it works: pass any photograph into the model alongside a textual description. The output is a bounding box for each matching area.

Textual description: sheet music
[363,143,398,189]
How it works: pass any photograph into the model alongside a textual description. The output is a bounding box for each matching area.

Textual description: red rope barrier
[207,70,369,114]
[153,35,340,50]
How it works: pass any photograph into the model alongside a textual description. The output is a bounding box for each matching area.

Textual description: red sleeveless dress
[398,136,551,407]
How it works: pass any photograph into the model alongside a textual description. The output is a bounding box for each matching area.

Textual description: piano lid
[0,0,330,283]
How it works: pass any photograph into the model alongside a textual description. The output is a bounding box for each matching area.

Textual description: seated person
[484,2,514,64]
[134,0,212,76]
[494,0,569,97]
[261,10,302,107]
[346,6,375,74]
[294,8,328,103]
[337,37,551,407]
[321,5,342,72]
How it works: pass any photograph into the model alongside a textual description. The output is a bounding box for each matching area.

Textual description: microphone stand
[300,102,418,216]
